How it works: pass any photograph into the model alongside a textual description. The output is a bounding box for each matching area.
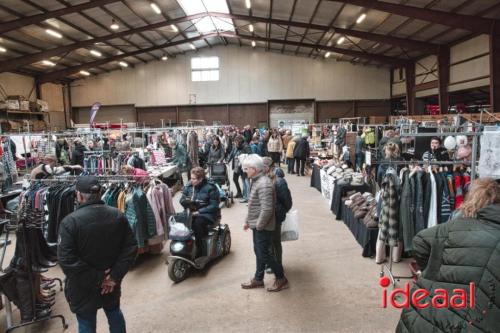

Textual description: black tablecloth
[340,202,378,257]
[310,164,322,193]
[330,182,370,220]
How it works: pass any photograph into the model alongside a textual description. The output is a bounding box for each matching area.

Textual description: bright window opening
[191,56,219,81]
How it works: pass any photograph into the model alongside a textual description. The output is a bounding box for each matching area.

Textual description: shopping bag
[281,209,299,241]
[168,215,191,240]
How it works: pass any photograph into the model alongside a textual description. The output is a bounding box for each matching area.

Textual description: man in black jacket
[58,176,137,333]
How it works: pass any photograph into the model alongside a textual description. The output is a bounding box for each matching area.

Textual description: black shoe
[234,193,243,199]
[297,174,300,177]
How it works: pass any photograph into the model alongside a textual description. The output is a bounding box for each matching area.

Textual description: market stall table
[330,181,370,220]
[310,164,322,192]
[340,202,378,257]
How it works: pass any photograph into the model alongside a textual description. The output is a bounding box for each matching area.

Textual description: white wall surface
[0,72,36,101]
[71,45,390,107]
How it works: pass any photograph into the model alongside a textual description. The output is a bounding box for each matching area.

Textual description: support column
[438,46,450,114]
[405,63,415,115]
[490,26,500,113]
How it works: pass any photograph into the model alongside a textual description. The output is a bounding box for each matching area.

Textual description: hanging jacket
[399,170,415,252]
[362,128,375,145]
[71,143,87,166]
[396,204,500,333]
[379,171,400,247]
[171,143,191,172]
[180,179,220,223]
[58,200,137,315]
[414,171,425,234]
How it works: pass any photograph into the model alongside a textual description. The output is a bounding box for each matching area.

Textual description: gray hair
[242,154,264,172]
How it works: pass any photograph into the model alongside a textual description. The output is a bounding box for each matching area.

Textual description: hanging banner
[89,102,102,126]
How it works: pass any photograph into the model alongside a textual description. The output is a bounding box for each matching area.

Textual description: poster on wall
[478,131,500,179]
[269,100,314,128]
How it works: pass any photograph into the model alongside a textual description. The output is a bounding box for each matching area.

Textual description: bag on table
[281,209,299,241]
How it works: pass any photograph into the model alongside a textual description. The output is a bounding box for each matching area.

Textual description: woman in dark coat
[396,178,500,333]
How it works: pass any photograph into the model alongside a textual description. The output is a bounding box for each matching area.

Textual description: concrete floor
[0,172,410,333]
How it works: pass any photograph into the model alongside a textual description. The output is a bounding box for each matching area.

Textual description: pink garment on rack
[151,150,167,166]
[132,168,149,183]
[146,183,175,236]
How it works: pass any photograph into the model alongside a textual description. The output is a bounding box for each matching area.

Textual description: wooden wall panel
[137,106,177,127]
[316,101,355,122]
[178,105,228,125]
[73,105,136,124]
[228,104,267,128]
[356,100,391,117]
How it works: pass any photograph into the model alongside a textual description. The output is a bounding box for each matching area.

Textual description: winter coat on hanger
[172,142,191,172]
[396,204,500,333]
[379,170,400,247]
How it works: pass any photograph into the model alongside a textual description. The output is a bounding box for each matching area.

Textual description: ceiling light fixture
[337,36,345,45]
[245,0,251,9]
[162,55,168,61]
[46,29,63,38]
[90,49,102,57]
[80,70,90,76]
[190,43,196,50]
[325,52,331,58]
[171,24,178,32]
[110,19,119,30]
[42,60,56,66]
[119,61,128,67]
[251,40,256,47]
[150,2,162,14]
[0,46,6,53]
[356,13,366,24]
[249,24,254,32]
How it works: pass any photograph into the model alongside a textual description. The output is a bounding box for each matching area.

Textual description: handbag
[281,209,299,241]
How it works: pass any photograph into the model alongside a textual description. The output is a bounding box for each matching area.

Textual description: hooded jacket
[58,200,137,315]
[396,204,500,333]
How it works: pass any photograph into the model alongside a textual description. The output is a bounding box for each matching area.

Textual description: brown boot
[267,277,289,292]
[241,279,264,289]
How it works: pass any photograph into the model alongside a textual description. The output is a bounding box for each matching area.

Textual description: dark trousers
[232,172,242,196]
[192,216,210,256]
[253,229,284,281]
[76,306,126,333]
[287,158,295,174]
[355,152,364,171]
[269,152,281,167]
[295,158,305,176]
[270,223,282,265]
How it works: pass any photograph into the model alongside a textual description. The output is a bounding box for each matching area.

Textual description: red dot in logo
[379,276,391,288]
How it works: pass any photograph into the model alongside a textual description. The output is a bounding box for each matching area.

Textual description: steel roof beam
[327,0,499,35]
[0,0,120,35]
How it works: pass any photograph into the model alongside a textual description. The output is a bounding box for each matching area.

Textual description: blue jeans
[253,229,285,281]
[76,307,126,333]
[242,176,250,200]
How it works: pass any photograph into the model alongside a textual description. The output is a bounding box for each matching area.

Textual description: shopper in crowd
[169,138,191,184]
[267,129,283,167]
[58,176,137,333]
[227,135,251,199]
[281,130,292,163]
[207,136,224,165]
[262,157,292,271]
[30,154,82,179]
[203,132,214,160]
[241,154,289,292]
[243,125,253,144]
[422,136,449,162]
[87,140,97,151]
[121,165,149,183]
[286,136,299,174]
[71,138,87,167]
[376,141,401,185]
[180,167,221,257]
[355,130,365,171]
[293,135,310,177]
[397,178,500,332]
[250,135,262,155]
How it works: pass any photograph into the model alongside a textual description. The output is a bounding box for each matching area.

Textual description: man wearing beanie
[58,176,137,333]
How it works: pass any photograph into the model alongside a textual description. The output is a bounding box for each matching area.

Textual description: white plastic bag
[281,209,299,241]
[168,215,191,239]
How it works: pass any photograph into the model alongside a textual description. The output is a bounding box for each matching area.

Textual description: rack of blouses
[376,159,473,287]
[83,150,147,175]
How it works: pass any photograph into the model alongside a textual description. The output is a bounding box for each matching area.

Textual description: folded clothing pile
[324,163,365,186]
[344,192,378,228]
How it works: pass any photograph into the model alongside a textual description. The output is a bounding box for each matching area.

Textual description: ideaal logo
[379,277,475,309]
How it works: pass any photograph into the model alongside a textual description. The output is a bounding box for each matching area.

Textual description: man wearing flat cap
[58,176,137,333]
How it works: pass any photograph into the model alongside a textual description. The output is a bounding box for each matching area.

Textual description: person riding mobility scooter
[167,167,231,282]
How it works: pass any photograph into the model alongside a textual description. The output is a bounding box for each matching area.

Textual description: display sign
[479,131,500,179]
[89,102,101,126]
